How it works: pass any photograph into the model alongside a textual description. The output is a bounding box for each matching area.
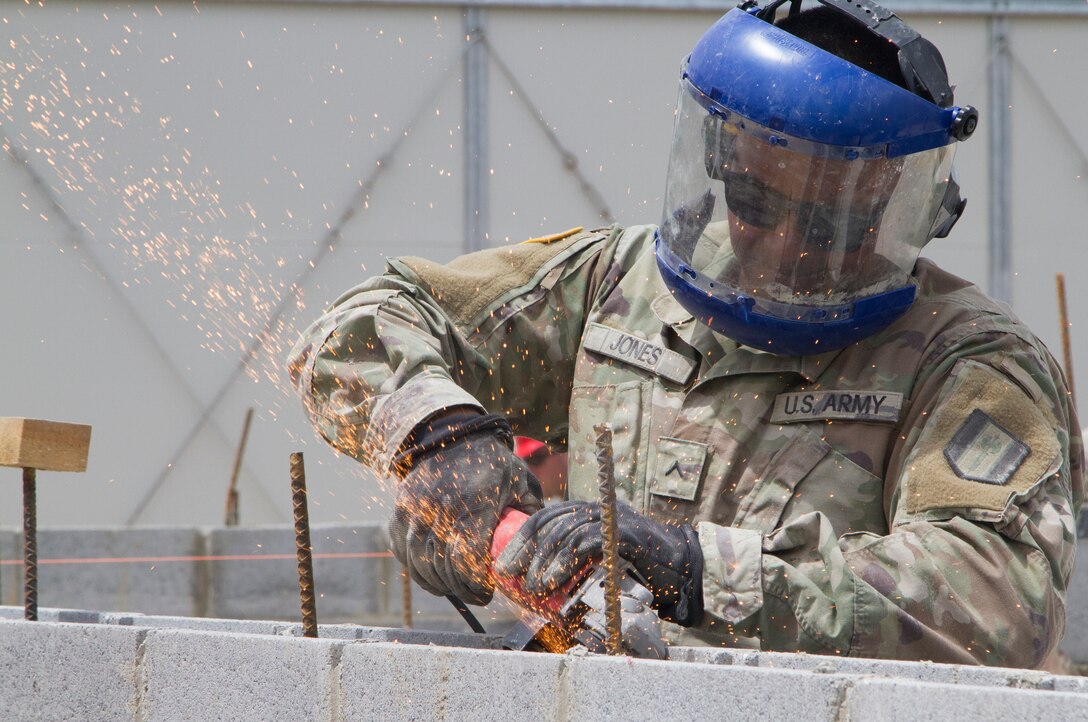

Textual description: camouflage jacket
[289,224,1083,667]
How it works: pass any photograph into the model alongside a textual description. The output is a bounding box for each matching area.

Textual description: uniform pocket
[732,423,888,537]
[567,379,649,507]
[779,439,888,536]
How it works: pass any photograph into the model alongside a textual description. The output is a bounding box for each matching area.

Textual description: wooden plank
[0,418,91,472]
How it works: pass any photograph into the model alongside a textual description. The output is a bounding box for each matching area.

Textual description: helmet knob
[951,106,979,141]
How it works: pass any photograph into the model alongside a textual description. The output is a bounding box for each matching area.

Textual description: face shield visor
[656,78,957,355]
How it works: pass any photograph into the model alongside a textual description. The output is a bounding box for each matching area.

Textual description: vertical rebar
[225,407,254,526]
[290,452,318,638]
[594,423,622,656]
[401,565,413,629]
[1057,273,1076,401]
[22,467,37,621]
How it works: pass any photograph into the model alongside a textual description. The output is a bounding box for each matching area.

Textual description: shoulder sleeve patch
[388,229,601,327]
[904,359,1061,516]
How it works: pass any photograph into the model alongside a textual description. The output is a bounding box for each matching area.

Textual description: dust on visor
[655,7,972,356]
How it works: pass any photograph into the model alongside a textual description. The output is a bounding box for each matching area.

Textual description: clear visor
[659,79,956,320]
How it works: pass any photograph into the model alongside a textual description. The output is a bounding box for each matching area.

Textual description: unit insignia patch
[943,408,1030,485]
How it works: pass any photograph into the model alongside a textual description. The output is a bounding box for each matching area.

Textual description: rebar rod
[594,423,623,656]
[401,565,413,629]
[224,408,254,526]
[22,467,37,621]
[1057,274,1077,401]
[290,452,318,638]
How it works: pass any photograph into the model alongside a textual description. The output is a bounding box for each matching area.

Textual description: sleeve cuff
[366,374,485,476]
[696,521,764,625]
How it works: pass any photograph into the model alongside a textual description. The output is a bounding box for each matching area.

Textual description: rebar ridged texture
[23,467,37,622]
[594,423,622,655]
[1057,274,1077,400]
[401,565,413,629]
[290,452,318,638]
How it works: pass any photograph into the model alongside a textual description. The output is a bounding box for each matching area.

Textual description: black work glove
[389,410,543,606]
[495,500,704,626]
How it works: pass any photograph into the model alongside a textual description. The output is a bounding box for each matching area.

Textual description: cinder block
[679,648,1063,691]
[844,676,1088,720]
[0,606,134,625]
[1054,675,1088,694]
[1062,539,1088,662]
[950,663,1057,690]
[27,526,205,616]
[111,613,295,637]
[563,654,847,720]
[0,620,139,721]
[0,606,95,622]
[0,529,18,607]
[140,628,339,721]
[340,642,564,721]
[207,523,388,623]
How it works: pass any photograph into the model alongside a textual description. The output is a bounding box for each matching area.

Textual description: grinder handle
[490,507,576,615]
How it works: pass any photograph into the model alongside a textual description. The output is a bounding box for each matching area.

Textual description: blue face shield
[655,7,974,356]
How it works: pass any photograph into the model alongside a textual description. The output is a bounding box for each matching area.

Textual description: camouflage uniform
[289,224,1083,667]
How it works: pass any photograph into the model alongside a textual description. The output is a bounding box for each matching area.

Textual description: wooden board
[0,418,91,472]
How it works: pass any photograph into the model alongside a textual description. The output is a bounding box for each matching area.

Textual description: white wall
[1,2,1086,527]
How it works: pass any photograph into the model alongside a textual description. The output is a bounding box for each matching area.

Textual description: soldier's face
[724,137,901,293]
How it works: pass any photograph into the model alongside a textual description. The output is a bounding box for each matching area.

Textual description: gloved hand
[495,500,704,626]
[389,409,543,606]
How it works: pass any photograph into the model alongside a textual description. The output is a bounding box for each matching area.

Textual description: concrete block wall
[0,522,516,633]
[3,525,1088,660]
[4,614,1088,721]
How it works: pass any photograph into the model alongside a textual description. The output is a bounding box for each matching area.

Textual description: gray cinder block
[207,522,389,623]
[0,620,140,721]
[0,529,20,607]
[341,642,564,722]
[27,527,205,617]
[675,647,1069,692]
[140,627,340,721]
[563,654,847,721]
[844,676,1088,721]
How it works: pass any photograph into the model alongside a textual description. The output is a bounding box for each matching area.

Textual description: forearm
[696,509,1068,667]
[288,228,617,474]
[288,277,485,474]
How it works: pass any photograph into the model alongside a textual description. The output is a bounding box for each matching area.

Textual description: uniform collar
[650,291,842,384]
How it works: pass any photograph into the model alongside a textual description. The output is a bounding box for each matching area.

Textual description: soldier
[289,0,1082,667]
